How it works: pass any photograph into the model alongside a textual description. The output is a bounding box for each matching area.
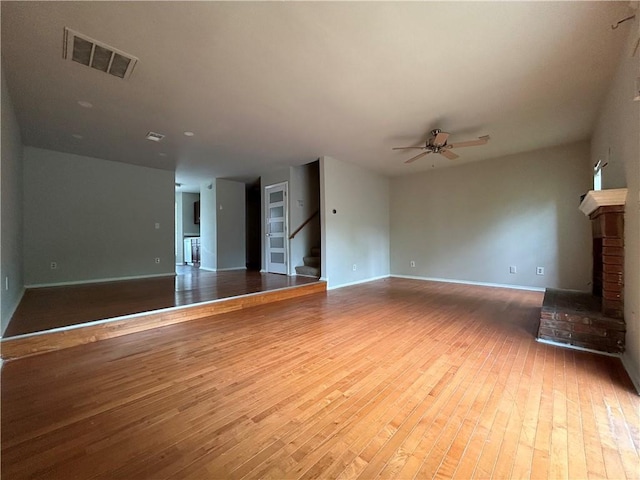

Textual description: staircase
[295,247,321,278]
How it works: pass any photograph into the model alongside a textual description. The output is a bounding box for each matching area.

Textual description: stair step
[303,256,320,267]
[310,247,321,257]
[295,265,320,277]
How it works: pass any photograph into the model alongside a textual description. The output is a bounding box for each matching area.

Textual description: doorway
[246,180,262,271]
[264,182,288,275]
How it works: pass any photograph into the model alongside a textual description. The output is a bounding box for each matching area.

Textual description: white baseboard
[621,353,640,395]
[1,287,25,337]
[536,338,620,357]
[25,273,175,289]
[216,267,247,272]
[327,274,391,291]
[390,274,545,292]
[295,273,320,279]
[199,267,217,272]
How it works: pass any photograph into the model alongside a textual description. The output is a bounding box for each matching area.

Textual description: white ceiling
[1,1,633,190]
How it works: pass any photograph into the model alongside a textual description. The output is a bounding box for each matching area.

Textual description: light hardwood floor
[4,269,318,337]
[2,278,638,479]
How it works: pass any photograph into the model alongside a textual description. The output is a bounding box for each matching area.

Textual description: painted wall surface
[1,68,24,335]
[390,142,592,291]
[320,156,390,288]
[175,192,201,264]
[199,182,217,271]
[175,192,184,264]
[591,17,640,390]
[23,148,175,285]
[182,193,201,236]
[289,161,320,275]
[216,178,246,270]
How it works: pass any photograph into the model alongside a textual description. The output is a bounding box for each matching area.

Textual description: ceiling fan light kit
[393,129,490,164]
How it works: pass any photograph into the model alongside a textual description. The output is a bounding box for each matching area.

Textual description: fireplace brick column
[590,205,624,318]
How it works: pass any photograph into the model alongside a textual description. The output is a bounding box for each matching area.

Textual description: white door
[265,182,288,274]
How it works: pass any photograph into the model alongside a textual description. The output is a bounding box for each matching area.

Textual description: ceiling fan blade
[449,135,490,149]
[433,131,450,146]
[404,151,430,164]
[439,149,459,160]
[392,147,426,150]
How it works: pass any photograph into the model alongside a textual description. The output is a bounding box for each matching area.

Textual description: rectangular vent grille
[63,28,137,80]
[146,132,165,142]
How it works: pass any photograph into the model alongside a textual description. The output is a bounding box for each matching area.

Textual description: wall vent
[63,28,138,80]
[146,132,165,142]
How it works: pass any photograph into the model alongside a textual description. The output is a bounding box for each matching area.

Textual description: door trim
[264,181,289,275]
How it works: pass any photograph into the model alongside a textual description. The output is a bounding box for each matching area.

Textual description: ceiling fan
[393,129,490,163]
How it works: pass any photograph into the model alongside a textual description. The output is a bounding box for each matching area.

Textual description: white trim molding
[390,274,545,292]
[216,267,247,272]
[621,353,640,396]
[327,275,391,291]
[25,273,175,289]
[2,286,25,336]
[536,338,620,358]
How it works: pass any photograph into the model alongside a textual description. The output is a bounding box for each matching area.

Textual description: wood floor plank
[565,350,589,480]
[471,328,532,478]
[4,269,320,336]
[530,346,555,479]
[2,278,638,480]
[365,306,499,479]
[575,351,609,480]
[491,339,537,479]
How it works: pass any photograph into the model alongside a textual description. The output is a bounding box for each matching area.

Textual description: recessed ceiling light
[159,152,167,157]
[145,132,165,142]
[183,131,195,137]
[72,133,83,139]
[77,100,93,108]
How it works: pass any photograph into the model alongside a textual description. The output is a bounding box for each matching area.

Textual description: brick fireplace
[537,189,627,354]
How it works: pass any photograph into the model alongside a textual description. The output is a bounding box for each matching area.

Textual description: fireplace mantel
[579,188,628,217]
[538,187,628,351]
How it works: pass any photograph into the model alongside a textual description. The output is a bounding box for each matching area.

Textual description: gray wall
[592,18,640,390]
[1,66,24,335]
[320,156,390,288]
[175,192,201,264]
[390,141,592,291]
[175,192,184,264]
[289,161,320,274]
[23,148,175,285]
[182,193,201,236]
[216,178,246,270]
[199,182,217,271]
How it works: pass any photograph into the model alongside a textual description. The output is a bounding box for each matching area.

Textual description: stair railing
[289,210,319,240]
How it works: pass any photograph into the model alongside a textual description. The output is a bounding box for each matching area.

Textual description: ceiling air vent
[145,132,165,142]
[63,28,138,80]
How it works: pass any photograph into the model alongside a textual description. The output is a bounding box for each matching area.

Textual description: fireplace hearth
[537,189,627,354]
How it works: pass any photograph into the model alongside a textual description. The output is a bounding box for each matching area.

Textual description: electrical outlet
[352,264,357,271]
[155,222,160,229]
[410,260,416,268]
[155,257,161,264]
[509,266,516,274]
[50,262,57,270]
[536,266,545,275]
